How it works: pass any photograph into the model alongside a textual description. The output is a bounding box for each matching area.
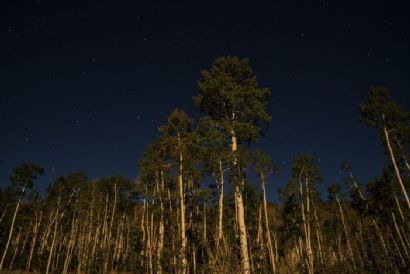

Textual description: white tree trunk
[217,160,225,243]
[384,127,410,210]
[231,133,250,274]
[0,186,26,271]
[261,174,276,273]
[178,133,188,274]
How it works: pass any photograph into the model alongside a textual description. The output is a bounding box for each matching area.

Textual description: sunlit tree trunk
[0,185,26,271]
[0,205,8,225]
[8,226,21,271]
[384,126,410,210]
[392,212,410,262]
[62,212,77,274]
[313,208,325,270]
[46,195,61,274]
[231,132,250,274]
[256,204,264,265]
[217,160,225,243]
[178,133,188,274]
[140,195,147,267]
[203,203,207,242]
[299,178,313,274]
[156,171,165,274]
[26,210,42,271]
[373,220,389,257]
[261,173,276,273]
[335,195,356,270]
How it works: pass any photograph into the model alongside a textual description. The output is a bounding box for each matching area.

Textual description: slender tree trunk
[26,210,42,271]
[63,212,77,274]
[392,212,410,261]
[140,196,146,267]
[299,178,313,274]
[313,208,326,270]
[384,126,410,210]
[257,204,263,242]
[231,132,250,274]
[0,205,8,225]
[373,220,389,257]
[178,133,188,274]
[8,226,21,271]
[203,203,207,242]
[336,196,356,270]
[0,186,26,271]
[305,179,314,274]
[46,197,60,274]
[261,174,276,273]
[217,160,225,243]
[156,171,165,274]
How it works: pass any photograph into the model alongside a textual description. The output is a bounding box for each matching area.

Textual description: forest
[1,56,410,274]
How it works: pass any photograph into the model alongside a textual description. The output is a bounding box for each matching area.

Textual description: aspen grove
[1,56,410,274]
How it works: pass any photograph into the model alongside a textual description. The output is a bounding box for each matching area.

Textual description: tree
[139,139,170,274]
[159,109,196,274]
[252,149,279,273]
[285,154,322,274]
[360,87,410,210]
[197,116,230,244]
[327,183,356,270]
[0,163,43,271]
[195,56,271,274]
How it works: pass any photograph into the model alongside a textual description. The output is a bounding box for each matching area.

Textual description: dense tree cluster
[1,57,410,273]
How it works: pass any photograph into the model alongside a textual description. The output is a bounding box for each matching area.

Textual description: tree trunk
[336,196,356,270]
[300,178,313,274]
[0,186,26,271]
[261,174,276,273]
[8,226,21,271]
[231,132,250,274]
[0,205,8,225]
[156,171,165,274]
[46,197,60,274]
[26,210,42,271]
[217,160,225,243]
[178,133,188,274]
[384,126,410,210]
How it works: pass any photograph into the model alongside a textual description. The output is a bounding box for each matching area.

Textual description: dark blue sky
[1,1,410,200]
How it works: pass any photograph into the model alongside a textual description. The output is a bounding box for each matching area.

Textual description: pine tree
[195,56,271,274]
[360,87,410,210]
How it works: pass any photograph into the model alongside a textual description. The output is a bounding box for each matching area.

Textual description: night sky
[1,1,410,200]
